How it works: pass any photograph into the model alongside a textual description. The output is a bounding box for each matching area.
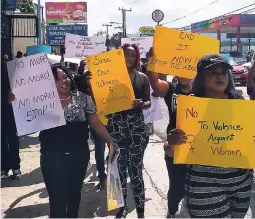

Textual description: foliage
[110,32,123,49]
[17,0,34,13]
[94,30,106,37]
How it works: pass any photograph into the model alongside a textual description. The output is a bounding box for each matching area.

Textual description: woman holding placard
[107,44,151,218]
[146,48,192,218]
[166,54,252,218]
[9,65,118,218]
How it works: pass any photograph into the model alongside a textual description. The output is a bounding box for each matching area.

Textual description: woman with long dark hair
[107,44,151,218]
[9,65,117,218]
[166,54,252,218]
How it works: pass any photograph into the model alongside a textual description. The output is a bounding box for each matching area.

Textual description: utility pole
[37,0,42,44]
[119,7,132,38]
[102,24,112,38]
[102,24,112,51]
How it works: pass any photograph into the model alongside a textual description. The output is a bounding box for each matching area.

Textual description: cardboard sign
[87,49,135,115]
[143,93,163,124]
[174,95,255,169]
[121,37,153,58]
[26,45,51,56]
[65,33,106,59]
[98,112,108,125]
[147,26,220,79]
[7,53,66,136]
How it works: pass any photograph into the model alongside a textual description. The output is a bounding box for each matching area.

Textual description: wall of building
[12,38,37,56]
[11,13,46,57]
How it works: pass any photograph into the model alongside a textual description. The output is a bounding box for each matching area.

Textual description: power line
[177,6,255,31]
[128,0,143,6]
[162,0,220,25]
[171,3,255,30]
[180,8,255,31]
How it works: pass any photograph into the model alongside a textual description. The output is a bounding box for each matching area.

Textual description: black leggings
[108,110,147,213]
[41,150,89,218]
[1,110,20,172]
[165,155,186,215]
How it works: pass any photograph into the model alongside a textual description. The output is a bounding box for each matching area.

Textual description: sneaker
[1,171,9,179]
[166,211,175,218]
[115,206,128,218]
[12,169,21,180]
[97,178,106,190]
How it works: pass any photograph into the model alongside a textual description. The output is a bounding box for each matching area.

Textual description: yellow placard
[87,49,135,115]
[174,95,255,169]
[147,26,220,79]
[97,112,108,125]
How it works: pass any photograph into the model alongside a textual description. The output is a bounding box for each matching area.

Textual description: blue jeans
[90,130,107,181]
[165,155,186,215]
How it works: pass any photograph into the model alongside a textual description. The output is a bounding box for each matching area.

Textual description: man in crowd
[1,55,21,180]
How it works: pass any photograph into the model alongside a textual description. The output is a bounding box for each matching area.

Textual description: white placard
[143,94,163,124]
[65,33,106,58]
[7,53,66,136]
[121,37,153,58]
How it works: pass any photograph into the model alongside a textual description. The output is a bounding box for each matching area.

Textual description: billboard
[46,24,88,45]
[191,14,240,32]
[45,2,87,24]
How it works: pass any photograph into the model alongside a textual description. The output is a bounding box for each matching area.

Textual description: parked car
[230,57,248,85]
[229,51,247,65]
[242,62,252,71]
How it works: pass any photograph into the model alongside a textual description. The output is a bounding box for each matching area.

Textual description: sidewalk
[1,134,167,218]
[1,133,254,218]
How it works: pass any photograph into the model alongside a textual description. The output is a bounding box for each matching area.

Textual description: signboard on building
[191,14,240,32]
[46,24,88,45]
[3,0,17,11]
[45,2,87,24]
[139,26,155,36]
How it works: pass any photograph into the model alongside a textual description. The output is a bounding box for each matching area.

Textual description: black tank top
[132,70,144,100]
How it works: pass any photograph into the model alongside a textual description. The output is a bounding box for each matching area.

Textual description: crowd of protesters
[2,46,255,218]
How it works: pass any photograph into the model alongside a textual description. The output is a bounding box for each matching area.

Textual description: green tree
[110,32,123,49]
[94,30,106,37]
[17,0,34,13]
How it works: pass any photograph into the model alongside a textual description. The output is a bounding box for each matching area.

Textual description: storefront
[191,14,255,54]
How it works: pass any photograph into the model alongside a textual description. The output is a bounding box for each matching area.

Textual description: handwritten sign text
[147,26,220,79]
[174,95,255,169]
[65,33,106,59]
[87,49,135,115]
[7,53,66,136]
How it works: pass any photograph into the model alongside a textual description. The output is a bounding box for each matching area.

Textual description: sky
[38,0,255,36]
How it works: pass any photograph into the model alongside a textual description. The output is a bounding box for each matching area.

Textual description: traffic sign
[152,9,164,23]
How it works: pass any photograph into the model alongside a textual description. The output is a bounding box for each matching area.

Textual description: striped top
[185,165,251,193]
